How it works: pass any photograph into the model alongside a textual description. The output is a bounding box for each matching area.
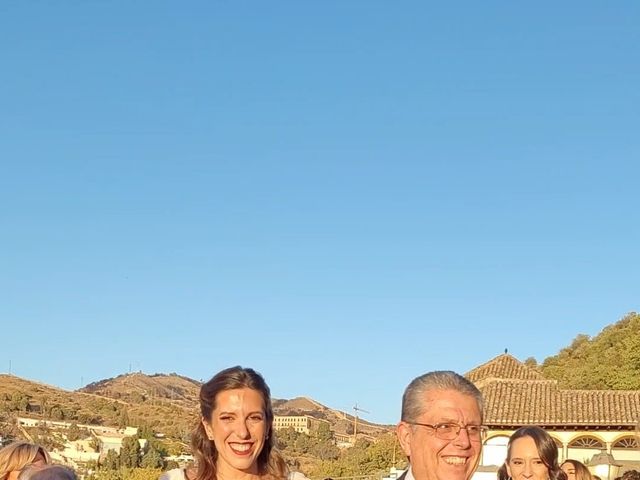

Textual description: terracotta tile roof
[479,379,640,426]
[467,355,640,427]
[466,353,545,385]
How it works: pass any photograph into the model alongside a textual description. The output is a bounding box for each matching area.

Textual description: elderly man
[396,370,485,480]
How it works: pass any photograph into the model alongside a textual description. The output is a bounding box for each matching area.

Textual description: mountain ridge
[0,371,391,437]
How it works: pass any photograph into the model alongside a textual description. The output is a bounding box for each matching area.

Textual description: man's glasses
[406,421,487,442]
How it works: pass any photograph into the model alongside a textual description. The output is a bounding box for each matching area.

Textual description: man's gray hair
[401,370,483,422]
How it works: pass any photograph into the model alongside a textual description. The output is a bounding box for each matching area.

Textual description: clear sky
[1,2,638,425]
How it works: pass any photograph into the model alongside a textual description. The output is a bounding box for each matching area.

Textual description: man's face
[397,389,482,480]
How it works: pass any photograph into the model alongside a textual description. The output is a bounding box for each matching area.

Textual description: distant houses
[16,417,145,466]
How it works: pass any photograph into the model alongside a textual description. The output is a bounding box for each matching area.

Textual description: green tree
[275,427,300,450]
[294,433,312,454]
[119,437,141,469]
[102,450,120,470]
[313,422,333,442]
[118,409,130,429]
[140,445,163,469]
[542,312,640,389]
[126,468,164,480]
[67,423,86,441]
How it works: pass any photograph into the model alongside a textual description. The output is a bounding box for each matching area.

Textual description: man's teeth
[443,457,467,465]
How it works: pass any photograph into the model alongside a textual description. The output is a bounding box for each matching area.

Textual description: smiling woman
[561,459,593,480]
[497,426,567,480]
[160,367,288,480]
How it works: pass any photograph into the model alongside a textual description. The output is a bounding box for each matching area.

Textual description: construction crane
[352,403,370,441]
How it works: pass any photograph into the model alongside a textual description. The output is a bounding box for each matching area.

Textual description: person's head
[497,426,566,480]
[0,442,51,480]
[396,371,484,480]
[18,466,76,480]
[561,460,593,480]
[622,471,640,480]
[191,366,287,480]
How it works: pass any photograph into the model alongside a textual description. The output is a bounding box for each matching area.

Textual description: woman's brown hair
[190,366,287,480]
[497,426,567,480]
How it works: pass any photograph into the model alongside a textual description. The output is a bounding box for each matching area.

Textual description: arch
[482,435,509,467]
[568,436,605,449]
[612,436,639,449]
[485,434,510,445]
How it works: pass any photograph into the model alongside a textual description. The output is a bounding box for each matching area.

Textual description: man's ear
[396,422,413,458]
[505,463,512,479]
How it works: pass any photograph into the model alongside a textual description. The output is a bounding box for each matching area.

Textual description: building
[273,415,330,435]
[467,354,640,480]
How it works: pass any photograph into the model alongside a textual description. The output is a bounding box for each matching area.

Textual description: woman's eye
[249,415,264,421]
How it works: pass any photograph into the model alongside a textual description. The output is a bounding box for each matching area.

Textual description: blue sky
[1,2,638,425]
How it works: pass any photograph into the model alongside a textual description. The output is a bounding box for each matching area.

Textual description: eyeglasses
[406,421,487,442]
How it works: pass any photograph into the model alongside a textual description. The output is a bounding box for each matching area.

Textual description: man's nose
[453,427,472,448]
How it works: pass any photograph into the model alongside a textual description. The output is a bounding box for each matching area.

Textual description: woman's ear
[202,417,214,440]
[505,462,512,479]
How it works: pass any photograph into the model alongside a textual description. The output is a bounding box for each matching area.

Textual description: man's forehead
[419,389,481,416]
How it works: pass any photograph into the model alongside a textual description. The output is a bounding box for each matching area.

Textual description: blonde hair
[562,460,593,480]
[0,442,51,480]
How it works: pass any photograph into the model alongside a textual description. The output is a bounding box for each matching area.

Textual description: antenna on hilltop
[352,403,370,442]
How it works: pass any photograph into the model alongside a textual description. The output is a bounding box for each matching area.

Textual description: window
[569,437,604,449]
[613,437,639,449]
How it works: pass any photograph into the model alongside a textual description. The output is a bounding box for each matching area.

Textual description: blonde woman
[0,442,51,480]
[561,460,593,480]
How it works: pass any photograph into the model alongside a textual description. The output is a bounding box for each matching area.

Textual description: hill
[80,372,201,408]
[0,373,195,438]
[1,372,391,440]
[541,311,640,389]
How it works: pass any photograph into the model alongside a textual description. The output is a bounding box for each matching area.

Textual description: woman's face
[201,387,268,476]
[561,462,576,480]
[506,436,550,480]
[7,452,47,480]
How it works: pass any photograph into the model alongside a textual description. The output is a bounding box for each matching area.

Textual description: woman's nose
[234,420,250,438]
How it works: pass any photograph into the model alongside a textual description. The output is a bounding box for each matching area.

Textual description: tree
[67,423,87,441]
[275,427,301,450]
[101,450,120,470]
[119,437,141,468]
[118,409,130,429]
[313,422,333,442]
[140,445,163,469]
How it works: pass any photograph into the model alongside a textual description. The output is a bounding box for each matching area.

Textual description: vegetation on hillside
[276,426,405,478]
[541,312,640,389]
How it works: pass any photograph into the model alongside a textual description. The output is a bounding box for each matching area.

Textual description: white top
[159,469,309,480]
